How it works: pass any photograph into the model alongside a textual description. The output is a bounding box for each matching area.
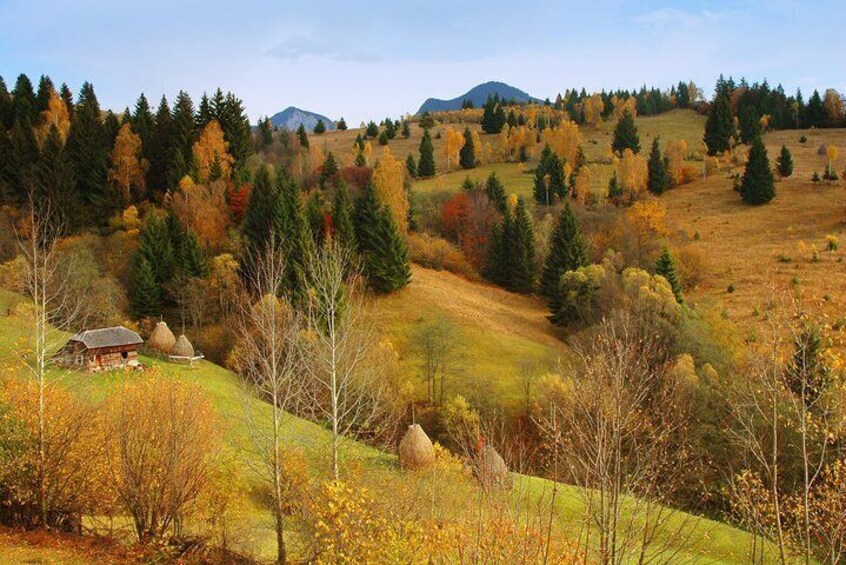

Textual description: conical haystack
[475,444,511,489]
[147,321,176,353]
[171,334,195,358]
[398,424,435,470]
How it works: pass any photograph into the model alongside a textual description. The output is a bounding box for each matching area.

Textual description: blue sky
[1,0,843,124]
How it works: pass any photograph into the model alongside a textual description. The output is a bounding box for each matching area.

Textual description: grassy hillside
[0,284,769,564]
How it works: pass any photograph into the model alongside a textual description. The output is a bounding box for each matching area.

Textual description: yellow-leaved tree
[34,89,70,145]
[442,127,465,171]
[582,93,605,126]
[373,146,409,233]
[108,123,149,205]
[616,148,648,195]
[665,140,688,186]
[192,120,234,183]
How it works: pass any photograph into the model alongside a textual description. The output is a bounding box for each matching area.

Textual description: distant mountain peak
[417,81,540,114]
[269,106,335,131]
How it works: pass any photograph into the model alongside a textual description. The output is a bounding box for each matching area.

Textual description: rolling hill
[268,106,335,131]
[417,80,540,114]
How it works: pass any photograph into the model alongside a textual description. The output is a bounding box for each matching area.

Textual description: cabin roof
[68,326,143,350]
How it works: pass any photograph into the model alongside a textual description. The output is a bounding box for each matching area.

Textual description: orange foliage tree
[170,178,231,252]
[665,140,688,186]
[34,89,70,145]
[108,123,149,205]
[442,127,465,170]
[372,146,409,233]
[192,120,234,183]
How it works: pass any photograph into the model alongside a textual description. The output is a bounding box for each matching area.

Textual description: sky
[1,0,843,124]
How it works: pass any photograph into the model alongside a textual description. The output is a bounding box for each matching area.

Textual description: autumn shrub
[680,165,700,185]
[102,372,221,542]
[676,245,708,290]
[407,233,478,280]
[0,255,25,294]
[0,378,106,529]
[339,166,372,190]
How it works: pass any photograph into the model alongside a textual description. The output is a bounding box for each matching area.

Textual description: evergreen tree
[332,183,357,252]
[739,105,761,144]
[401,120,410,138]
[384,118,396,139]
[0,76,13,129]
[296,124,309,149]
[12,74,37,124]
[218,92,252,178]
[647,137,669,194]
[418,129,435,177]
[533,145,566,205]
[540,203,588,309]
[31,126,81,231]
[132,93,154,152]
[676,81,690,108]
[313,119,326,134]
[378,130,389,146]
[481,94,506,134]
[130,255,162,317]
[704,94,733,155]
[59,83,74,120]
[776,144,794,178]
[35,75,54,113]
[274,170,310,295]
[66,82,108,215]
[607,172,622,202]
[459,127,475,169]
[8,115,38,201]
[336,117,348,130]
[170,91,196,185]
[257,116,274,147]
[805,90,825,128]
[180,229,208,278]
[147,95,173,194]
[740,136,776,205]
[366,121,379,138]
[655,246,683,303]
[484,171,507,213]
[242,166,277,258]
[611,110,640,154]
[354,182,410,293]
[0,122,13,201]
[319,152,339,188]
[197,93,213,129]
[486,198,536,293]
[405,154,417,178]
[137,214,176,286]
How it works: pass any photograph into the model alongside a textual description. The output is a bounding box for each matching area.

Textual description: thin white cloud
[632,7,727,28]
[266,36,380,63]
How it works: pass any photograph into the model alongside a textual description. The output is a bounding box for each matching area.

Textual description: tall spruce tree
[242,166,277,258]
[459,126,475,169]
[136,213,176,286]
[170,91,196,186]
[0,122,12,201]
[319,152,339,188]
[647,137,669,194]
[533,145,566,205]
[35,75,54,114]
[130,255,163,317]
[704,94,733,155]
[275,170,310,295]
[218,92,252,178]
[59,83,74,120]
[354,182,410,293]
[509,198,536,293]
[32,125,81,231]
[296,124,309,149]
[332,183,357,252]
[0,76,13,129]
[776,144,794,178]
[418,129,435,177]
[484,171,507,213]
[611,110,640,154]
[740,136,776,205]
[147,96,173,194]
[180,229,208,278]
[257,116,274,148]
[8,115,38,201]
[67,82,108,216]
[540,203,588,310]
[655,246,683,303]
[12,74,37,124]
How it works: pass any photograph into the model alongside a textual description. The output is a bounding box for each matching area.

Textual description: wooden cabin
[56,326,143,372]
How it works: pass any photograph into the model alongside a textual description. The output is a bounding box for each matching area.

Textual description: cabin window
[121,351,128,360]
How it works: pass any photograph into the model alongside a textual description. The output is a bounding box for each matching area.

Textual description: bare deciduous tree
[235,241,305,565]
[16,195,88,528]
[299,239,394,480]
[537,313,697,565]
[412,314,463,405]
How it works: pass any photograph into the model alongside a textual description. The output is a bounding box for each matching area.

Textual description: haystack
[398,424,435,470]
[147,321,176,354]
[171,334,195,358]
[475,444,511,489]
